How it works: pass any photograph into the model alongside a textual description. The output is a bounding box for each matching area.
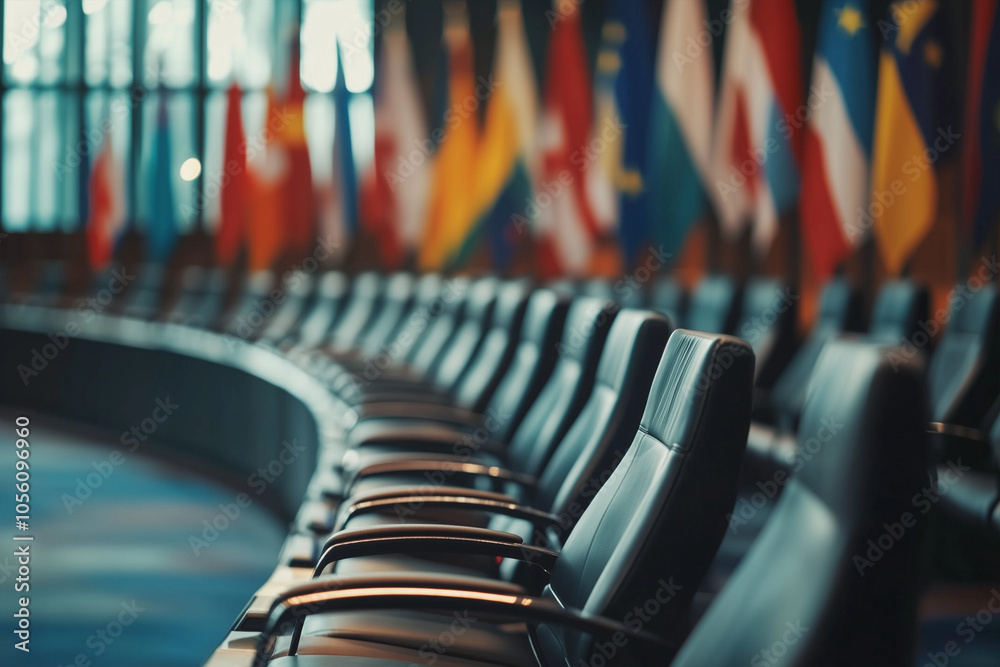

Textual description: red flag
[535,5,600,277]
[85,135,126,270]
[281,40,315,254]
[359,133,404,268]
[247,88,287,271]
[216,82,248,266]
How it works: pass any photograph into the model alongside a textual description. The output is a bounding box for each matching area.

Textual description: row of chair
[3,264,998,665]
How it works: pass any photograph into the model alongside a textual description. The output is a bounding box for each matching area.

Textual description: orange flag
[216,82,249,266]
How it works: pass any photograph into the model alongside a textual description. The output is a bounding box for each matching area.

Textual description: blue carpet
[0,412,285,667]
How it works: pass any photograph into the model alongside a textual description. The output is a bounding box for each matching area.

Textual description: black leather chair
[734,278,797,389]
[172,266,228,328]
[258,272,317,345]
[672,340,929,667]
[925,283,999,432]
[326,272,385,354]
[867,279,929,344]
[291,272,350,348]
[248,330,754,666]
[118,263,166,320]
[650,276,688,328]
[320,310,672,575]
[686,275,740,335]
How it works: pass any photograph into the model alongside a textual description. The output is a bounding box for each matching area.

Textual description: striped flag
[455,0,537,270]
[711,0,803,254]
[963,0,1000,249]
[419,5,480,271]
[800,0,876,280]
[646,0,715,261]
[871,0,952,275]
[85,131,126,271]
[535,1,600,277]
[216,82,249,266]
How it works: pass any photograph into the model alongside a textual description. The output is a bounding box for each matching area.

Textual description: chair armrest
[351,457,537,489]
[253,573,675,665]
[338,486,563,533]
[314,523,556,575]
[353,402,484,426]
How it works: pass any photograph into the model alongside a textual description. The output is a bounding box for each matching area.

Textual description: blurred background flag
[710,0,756,239]
[216,82,249,267]
[457,0,538,271]
[319,42,359,260]
[419,2,480,271]
[646,0,715,262]
[280,38,316,255]
[246,87,287,271]
[535,1,600,277]
[746,0,803,254]
[871,0,952,276]
[588,0,654,265]
[147,91,177,264]
[800,0,876,281]
[963,0,1000,250]
[85,129,126,271]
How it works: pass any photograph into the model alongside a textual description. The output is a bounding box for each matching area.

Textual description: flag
[588,1,655,264]
[962,0,1000,249]
[147,91,177,263]
[85,132,126,271]
[216,82,249,266]
[646,0,715,261]
[319,42,360,264]
[711,0,803,254]
[419,5,481,271]
[246,87,287,271]
[281,39,315,255]
[800,0,876,280]
[535,1,600,277]
[871,0,952,275]
[454,0,538,270]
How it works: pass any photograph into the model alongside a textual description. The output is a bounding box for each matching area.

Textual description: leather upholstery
[259,273,316,344]
[734,278,797,388]
[329,272,384,352]
[673,341,929,667]
[768,278,863,430]
[295,272,350,347]
[868,279,929,343]
[650,277,688,329]
[686,275,741,334]
[353,273,416,358]
[926,284,999,426]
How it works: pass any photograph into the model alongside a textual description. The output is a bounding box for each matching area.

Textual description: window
[1,0,374,236]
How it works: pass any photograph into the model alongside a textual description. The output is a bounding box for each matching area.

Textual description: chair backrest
[328,272,383,351]
[926,284,1000,426]
[482,289,570,443]
[191,267,228,328]
[867,279,929,343]
[535,330,754,666]
[673,340,929,667]
[405,277,471,375]
[650,276,688,328]
[769,278,863,429]
[504,297,618,475]
[120,264,166,320]
[258,272,315,343]
[735,278,797,387]
[687,275,740,334]
[430,277,500,393]
[449,280,533,412]
[294,272,349,347]
[221,270,275,337]
[356,273,416,358]
[530,310,673,527]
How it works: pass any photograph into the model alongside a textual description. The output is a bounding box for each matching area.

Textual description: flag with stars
[588,1,655,265]
[962,0,1000,250]
[800,0,876,280]
[871,0,953,275]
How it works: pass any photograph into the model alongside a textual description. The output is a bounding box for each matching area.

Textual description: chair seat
[939,468,1000,524]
